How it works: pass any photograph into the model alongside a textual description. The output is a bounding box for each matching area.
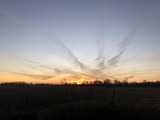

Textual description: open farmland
[0,84,160,120]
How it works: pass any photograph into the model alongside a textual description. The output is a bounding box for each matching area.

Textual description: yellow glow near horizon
[76,78,88,85]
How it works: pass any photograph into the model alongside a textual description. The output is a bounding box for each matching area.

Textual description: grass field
[0,85,160,120]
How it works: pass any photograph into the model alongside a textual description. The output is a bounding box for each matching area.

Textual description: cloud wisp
[94,28,106,70]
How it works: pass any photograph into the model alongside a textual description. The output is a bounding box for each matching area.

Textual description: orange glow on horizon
[0,71,160,84]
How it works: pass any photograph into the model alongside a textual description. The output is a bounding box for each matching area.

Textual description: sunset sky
[0,0,160,84]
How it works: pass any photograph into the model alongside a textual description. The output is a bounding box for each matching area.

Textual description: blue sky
[0,0,160,83]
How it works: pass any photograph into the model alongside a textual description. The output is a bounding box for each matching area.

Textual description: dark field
[0,85,160,120]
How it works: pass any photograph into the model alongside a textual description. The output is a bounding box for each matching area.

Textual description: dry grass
[0,85,160,120]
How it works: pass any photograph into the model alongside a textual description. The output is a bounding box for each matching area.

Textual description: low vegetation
[0,82,160,120]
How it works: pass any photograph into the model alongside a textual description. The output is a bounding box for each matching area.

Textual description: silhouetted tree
[104,79,111,85]
[60,79,67,85]
[143,80,148,83]
[114,79,121,85]
[82,81,90,85]
[93,80,103,85]
[122,79,128,85]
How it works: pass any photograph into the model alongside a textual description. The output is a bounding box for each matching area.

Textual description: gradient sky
[0,0,160,84]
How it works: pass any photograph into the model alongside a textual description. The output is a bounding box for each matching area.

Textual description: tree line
[1,79,160,87]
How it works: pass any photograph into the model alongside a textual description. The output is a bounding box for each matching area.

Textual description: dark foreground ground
[0,85,160,120]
